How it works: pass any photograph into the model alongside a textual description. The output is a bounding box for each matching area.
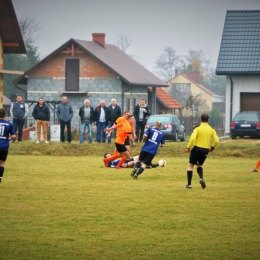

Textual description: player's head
[104,153,111,158]
[0,108,6,119]
[123,110,131,118]
[155,121,162,129]
[201,113,209,122]
[127,114,135,123]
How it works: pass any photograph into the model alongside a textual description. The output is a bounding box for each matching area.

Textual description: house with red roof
[148,87,183,116]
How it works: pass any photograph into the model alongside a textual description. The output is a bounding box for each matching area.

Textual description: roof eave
[216,71,260,76]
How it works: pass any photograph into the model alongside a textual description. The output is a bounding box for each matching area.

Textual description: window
[65,59,79,91]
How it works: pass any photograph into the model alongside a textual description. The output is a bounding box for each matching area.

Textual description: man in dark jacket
[94,100,108,143]
[32,97,50,143]
[133,98,151,142]
[79,99,95,144]
[56,96,73,143]
[10,95,29,143]
[106,98,121,143]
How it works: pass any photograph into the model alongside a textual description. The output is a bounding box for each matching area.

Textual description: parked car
[230,111,260,139]
[145,114,186,141]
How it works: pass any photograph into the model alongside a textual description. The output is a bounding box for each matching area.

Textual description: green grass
[1,150,260,259]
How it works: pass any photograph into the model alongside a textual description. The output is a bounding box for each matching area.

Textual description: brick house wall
[26,52,148,130]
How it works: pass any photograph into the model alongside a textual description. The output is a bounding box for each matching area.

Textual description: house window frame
[65,59,79,91]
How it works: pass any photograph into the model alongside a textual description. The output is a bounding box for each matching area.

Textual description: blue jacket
[11,101,28,119]
[56,102,73,122]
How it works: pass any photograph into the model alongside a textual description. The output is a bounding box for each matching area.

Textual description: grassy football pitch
[1,153,259,260]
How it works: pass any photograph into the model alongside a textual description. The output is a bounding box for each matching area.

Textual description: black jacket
[79,105,95,123]
[133,104,151,124]
[106,105,121,122]
[32,103,50,121]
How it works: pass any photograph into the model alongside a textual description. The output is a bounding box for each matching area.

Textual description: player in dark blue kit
[0,109,16,184]
[131,121,165,179]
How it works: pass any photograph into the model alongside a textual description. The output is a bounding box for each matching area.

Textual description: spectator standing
[133,98,151,142]
[10,95,29,143]
[106,98,121,143]
[79,99,95,144]
[94,100,108,143]
[32,97,50,144]
[0,108,16,184]
[56,96,73,143]
[185,113,219,189]
[131,121,165,179]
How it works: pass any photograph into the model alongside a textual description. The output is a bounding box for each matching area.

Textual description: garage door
[240,93,260,111]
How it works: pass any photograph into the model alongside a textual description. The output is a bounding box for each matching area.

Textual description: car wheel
[173,131,178,141]
[180,132,186,142]
[231,135,237,139]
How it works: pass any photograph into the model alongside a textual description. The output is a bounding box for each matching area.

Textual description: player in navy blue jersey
[0,109,16,184]
[131,121,165,179]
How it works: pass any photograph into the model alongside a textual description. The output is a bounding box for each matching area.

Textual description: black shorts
[124,137,130,146]
[115,143,127,153]
[139,151,154,166]
[0,150,8,162]
[189,146,209,166]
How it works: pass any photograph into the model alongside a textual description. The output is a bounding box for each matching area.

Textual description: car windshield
[234,113,259,121]
[147,116,171,124]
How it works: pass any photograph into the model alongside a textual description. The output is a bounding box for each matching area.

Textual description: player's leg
[0,151,8,184]
[186,148,197,188]
[252,159,260,172]
[196,149,208,189]
[116,149,130,169]
[133,152,153,179]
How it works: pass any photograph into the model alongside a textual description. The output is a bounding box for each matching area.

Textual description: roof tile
[216,10,260,75]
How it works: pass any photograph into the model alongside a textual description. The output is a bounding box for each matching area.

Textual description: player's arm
[105,122,121,132]
[142,133,147,142]
[9,134,16,141]
[107,123,115,137]
[186,128,198,152]
[210,130,220,152]
[128,133,135,146]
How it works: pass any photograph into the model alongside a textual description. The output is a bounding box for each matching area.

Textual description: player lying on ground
[104,153,159,168]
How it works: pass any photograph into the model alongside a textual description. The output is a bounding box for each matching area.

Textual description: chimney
[186,71,200,84]
[92,33,106,47]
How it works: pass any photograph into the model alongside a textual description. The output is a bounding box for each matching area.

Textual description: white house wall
[225,75,260,134]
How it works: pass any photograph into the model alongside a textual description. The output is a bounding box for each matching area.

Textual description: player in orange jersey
[104,114,133,168]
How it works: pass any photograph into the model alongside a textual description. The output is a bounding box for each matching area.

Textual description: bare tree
[153,47,179,81]
[185,94,209,117]
[115,35,132,53]
[18,15,42,45]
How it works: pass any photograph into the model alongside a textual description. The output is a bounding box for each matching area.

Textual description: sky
[12,0,260,73]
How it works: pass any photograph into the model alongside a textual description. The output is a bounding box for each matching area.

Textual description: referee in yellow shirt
[185,113,219,189]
